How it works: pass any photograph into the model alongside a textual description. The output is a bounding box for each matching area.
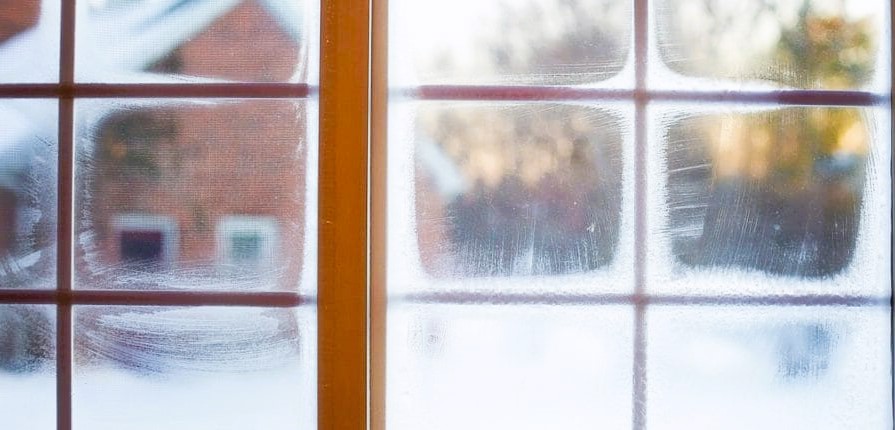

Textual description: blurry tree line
[417,0,878,277]
[667,0,875,276]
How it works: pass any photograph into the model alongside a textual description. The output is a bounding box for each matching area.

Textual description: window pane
[0,99,57,289]
[647,306,892,429]
[387,304,634,430]
[655,0,889,90]
[0,0,58,83]
[390,0,632,86]
[391,101,634,293]
[74,306,315,430]
[74,99,314,292]
[650,105,890,296]
[76,0,316,83]
[0,305,55,430]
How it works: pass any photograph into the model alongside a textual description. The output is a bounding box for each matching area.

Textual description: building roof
[79,0,304,78]
[0,0,305,170]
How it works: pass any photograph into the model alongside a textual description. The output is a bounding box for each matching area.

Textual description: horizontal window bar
[4,289,880,307]
[0,84,885,106]
[0,289,313,307]
[0,83,314,99]
[394,86,890,106]
[391,292,890,307]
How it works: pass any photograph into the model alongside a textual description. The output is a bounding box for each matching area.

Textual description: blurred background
[0,0,888,428]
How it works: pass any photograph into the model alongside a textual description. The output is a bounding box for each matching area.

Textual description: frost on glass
[647,306,892,429]
[414,104,624,278]
[390,0,631,86]
[655,0,888,90]
[0,305,56,430]
[0,0,58,83]
[663,108,872,279]
[387,304,634,430]
[76,0,314,83]
[74,306,315,430]
[75,99,311,291]
[0,100,57,289]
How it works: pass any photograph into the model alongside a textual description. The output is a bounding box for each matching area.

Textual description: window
[382,0,892,429]
[112,214,177,267]
[217,215,279,270]
[0,1,323,429]
[0,1,891,430]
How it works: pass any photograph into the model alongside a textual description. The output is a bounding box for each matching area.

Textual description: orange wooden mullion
[318,0,371,428]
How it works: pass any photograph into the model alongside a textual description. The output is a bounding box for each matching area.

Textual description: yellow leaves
[697,107,868,194]
[835,118,868,157]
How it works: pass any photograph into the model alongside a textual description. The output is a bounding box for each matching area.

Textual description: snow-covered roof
[80,0,301,73]
[77,0,305,80]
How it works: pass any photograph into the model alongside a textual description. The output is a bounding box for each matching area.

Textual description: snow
[1,306,318,430]
[386,303,892,430]
[1,368,315,430]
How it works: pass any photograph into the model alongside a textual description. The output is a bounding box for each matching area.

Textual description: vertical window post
[319,0,370,428]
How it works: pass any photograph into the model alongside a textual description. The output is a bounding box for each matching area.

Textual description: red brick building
[0,1,39,44]
[75,0,309,291]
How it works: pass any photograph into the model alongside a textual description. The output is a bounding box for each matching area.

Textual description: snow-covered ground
[2,367,315,430]
[2,307,317,430]
[0,300,890,430]
[387,304,892,430]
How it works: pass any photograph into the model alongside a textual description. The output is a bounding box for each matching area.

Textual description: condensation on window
[667,108,867,277]
[0,0,59,83]
[646,306,891,429]
[73,306,316,430]
[387,304,635,430]
[390,0,632,86]
[0,99,57,289]
[0,305,56,430]
[413,103,626,279]
[654,0,890,90]
[74,99,312,292]
[649,105,891,296]
[75,0,314,83]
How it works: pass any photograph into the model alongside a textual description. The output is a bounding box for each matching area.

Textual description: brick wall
[81,1,306,290]
[0,0,40,44]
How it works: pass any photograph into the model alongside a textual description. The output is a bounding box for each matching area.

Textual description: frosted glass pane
[647,306,892,429]
[655,0,890,90]
[74,306,316,430]
[390,0,632,86]
[650,105,890,296]
[76,0,315,83]
[0,305,56,430]
[74,99,314,292]
[410,103,627,281]
[0,0,58,83]
[387,304,634,430]
[0,99,57,289]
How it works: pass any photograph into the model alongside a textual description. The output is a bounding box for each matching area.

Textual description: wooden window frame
[0,0,370,429]
[0,0,891,429]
